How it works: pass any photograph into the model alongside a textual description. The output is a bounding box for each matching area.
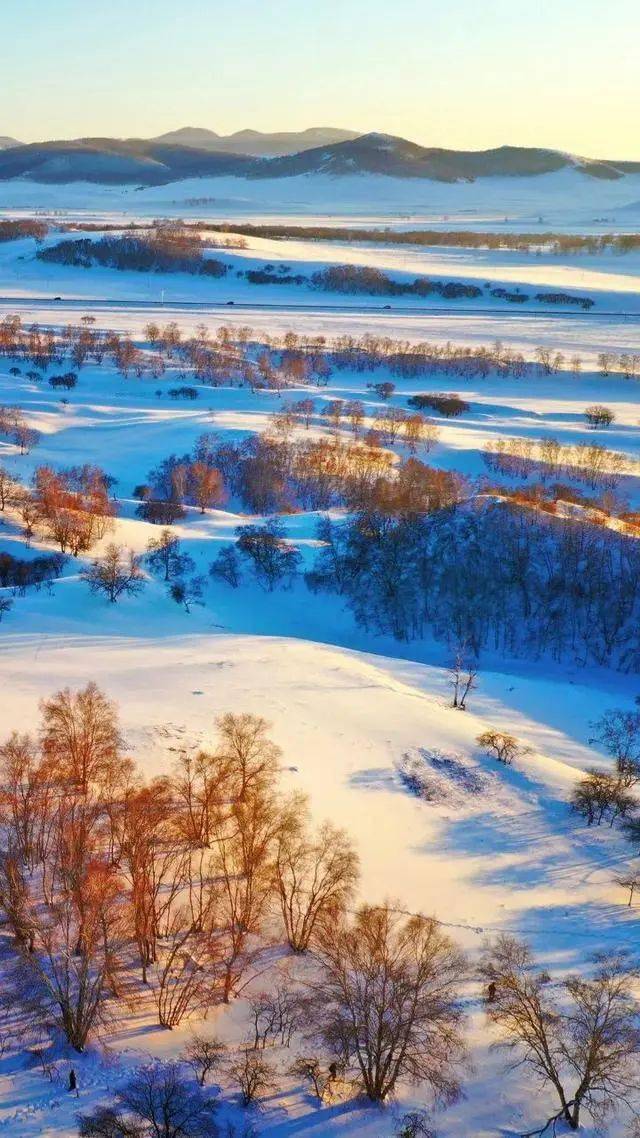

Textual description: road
[0,294,638,323]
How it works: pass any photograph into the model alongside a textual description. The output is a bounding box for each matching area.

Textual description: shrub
[476,730,524,765]
[585,405,615,429]
[571,770,636,826]
[408,393,469,417]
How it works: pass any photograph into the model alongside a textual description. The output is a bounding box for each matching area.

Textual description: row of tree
[483,435,630,491]
[0,311,587,389]
[205,220,640,256]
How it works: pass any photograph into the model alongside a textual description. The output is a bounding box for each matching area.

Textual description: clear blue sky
[4,0,639,157]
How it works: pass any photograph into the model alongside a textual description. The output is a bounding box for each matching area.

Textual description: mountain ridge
[0,130,638,185]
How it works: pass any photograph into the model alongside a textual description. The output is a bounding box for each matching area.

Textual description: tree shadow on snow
[260,1098,367,1138]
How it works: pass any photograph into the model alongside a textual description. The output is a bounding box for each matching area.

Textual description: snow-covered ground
[2,176,640,1138]
[3,167,640,226]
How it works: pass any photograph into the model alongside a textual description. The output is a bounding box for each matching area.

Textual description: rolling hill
[0,130,638,185]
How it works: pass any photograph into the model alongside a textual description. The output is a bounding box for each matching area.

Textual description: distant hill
[151,127,222,149]
[0,130,638,185]
[0,136,21,150]
[151,125,359,156]
[0,138,251,184]
[250,133,640,182]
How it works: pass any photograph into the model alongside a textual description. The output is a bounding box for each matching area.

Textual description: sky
[2,0,639,158]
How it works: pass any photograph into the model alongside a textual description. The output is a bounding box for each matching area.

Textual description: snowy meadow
[2,173,640,1138]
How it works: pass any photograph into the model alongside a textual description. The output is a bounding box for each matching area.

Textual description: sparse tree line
[313,333,530,379]
[0,314,166,381]
[204,220,640,257]
[6,309,633,393]
[534,290,594,309]
[4,309,640,399]
[2,685,639,1135]
[271,394,438,454]
[477,477,637,536]
[483,435,630,491]
[244,266,306,285]
[0,550,65,591]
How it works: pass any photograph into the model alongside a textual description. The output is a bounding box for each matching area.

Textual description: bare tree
[0,464,18,511]
[274,812,359,952]
[40,682,127,796]
[585,405,615,429]
[235,519,300,592]
[480,935,640,1133]
[571,770,635,827]
[172,748,234,851]
[448,644,478,710]
[0,732,43,867]
[215,713,281,803]
[590,708,640,788]
[183,1035,225,1086]
[227,1048,276,1106]
[289,1056,326,1101]
[616,869,640,907]
[311,904,466,1102]
[208,792,278,1002]
[79,1061,218,1138]
[119,780,188,983]
[209,546,241,588]
[146,530,194,583]
[189,462,225,514]
[82,544,145,603]
[394,1113,436,1138]
[249,984,303,1049]
[150,906,217,1030]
